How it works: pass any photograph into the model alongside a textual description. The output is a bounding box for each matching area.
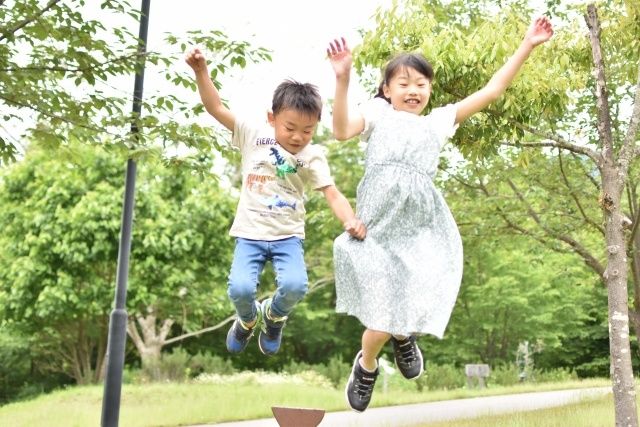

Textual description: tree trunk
[603,175,638,426]
[585,4,639,425]
[127,309,174,374]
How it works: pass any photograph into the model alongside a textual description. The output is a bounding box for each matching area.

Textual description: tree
[125,159,237,370]
[357,0,640,423]
[0,142,236,383]
[0,0,271,164]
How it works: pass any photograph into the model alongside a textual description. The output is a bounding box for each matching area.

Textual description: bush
[141,348,191,382]
[189,352,236,376]
[283,356,350,388]
[313,356,351,388]
[531,367,578,383]
[416,363,466,391]
[488,363,521,387]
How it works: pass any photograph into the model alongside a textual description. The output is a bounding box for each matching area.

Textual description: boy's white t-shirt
[229,118,334,241]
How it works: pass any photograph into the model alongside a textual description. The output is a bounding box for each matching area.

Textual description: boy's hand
[327,37,352,79]
[344,218,366,240]
[185,48,208,73]
[524,16,553,48]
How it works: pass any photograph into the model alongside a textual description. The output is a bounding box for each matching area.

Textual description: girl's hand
[327,37,352,79]
[185,48,208,72]
[524,16,554,48]
[344,218,366,240]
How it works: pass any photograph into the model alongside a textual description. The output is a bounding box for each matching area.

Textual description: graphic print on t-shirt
[243,143,300,218]
[269,147,298,178]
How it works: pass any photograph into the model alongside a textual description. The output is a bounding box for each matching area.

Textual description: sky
[2,0,393,163]
[139,0,394,126]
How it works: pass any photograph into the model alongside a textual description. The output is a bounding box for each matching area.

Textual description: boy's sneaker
[226,301,261,353]
[258,298,287,356]
[391,335,424,379]
[345,350,379,412]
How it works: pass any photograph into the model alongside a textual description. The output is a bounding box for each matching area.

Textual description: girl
[327,16,553,412]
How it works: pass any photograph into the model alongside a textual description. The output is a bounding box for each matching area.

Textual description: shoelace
[396,339,417,365]
[263,306,286,338]
[264,321,283,338]
[234,321,254,340]
[354,374,376,398]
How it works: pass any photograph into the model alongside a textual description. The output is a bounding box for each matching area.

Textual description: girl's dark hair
[374,53,434,102]
[272,79,322,120]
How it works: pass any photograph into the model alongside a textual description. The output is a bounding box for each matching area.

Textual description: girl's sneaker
[258,298,287,355]
[345,350,378,412]
[226,302,261,353]
[391,335,424,379]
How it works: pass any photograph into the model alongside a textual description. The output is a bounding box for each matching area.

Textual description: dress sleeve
[428,104,459,143]
[359,97,389,142]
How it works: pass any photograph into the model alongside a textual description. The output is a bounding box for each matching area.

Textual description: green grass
[0,378,611,427]
[422,394,615,427]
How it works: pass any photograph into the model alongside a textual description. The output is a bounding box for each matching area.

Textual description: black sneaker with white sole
[345,350,378,412]
[391,335,424,379]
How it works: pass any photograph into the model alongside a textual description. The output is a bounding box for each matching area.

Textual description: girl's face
[382,66,431,115]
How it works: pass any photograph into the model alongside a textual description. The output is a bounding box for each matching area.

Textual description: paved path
[190,387,610,427]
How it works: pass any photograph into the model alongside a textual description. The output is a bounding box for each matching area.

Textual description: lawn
[423,394,614,427]
[0,375,610,427]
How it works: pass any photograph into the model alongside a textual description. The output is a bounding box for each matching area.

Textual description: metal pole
[101,1,150,426]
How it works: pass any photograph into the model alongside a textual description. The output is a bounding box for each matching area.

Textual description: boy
[186,48,366,355]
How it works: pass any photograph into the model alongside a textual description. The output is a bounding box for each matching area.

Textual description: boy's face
[268,109,318,154]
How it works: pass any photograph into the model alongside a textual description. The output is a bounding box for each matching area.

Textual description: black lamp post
[101,0,150,425]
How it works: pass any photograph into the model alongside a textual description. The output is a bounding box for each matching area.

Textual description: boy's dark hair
[375,53,434,102]
[272,79,323,120]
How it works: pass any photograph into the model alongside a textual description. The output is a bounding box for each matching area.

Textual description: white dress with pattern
[333,98,463,338]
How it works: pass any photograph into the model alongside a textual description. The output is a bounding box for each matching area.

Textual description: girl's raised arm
[328,38,365,141]
[454,16,553,125]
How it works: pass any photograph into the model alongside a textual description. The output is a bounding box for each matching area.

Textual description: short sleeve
[305,146,334,190]
[427,104,459,141]
[359,98,390,142]
[231,116,254,151]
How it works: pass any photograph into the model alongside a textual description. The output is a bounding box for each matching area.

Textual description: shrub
[141,348,191,382]
[189,352,236,376]
[531,367,578,383]
[313,356,351,388]
[488,363,521,387]
[417,363,466,391]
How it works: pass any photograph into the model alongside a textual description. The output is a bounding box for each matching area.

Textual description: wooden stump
[271,406,325,427]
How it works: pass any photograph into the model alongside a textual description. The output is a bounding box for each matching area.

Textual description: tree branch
[506,178,605,277]
[475,174,556,247]
[162,278,334,346]
[503,120,600,163]
[584,4,615,160]
[0,0,62,43]
[558,150,605,236]
[571,152,601,190]
[164,314,235,346]
[0,93,118,136]
[629,206,640,254]
[0,51,148,74]
[618,62,640,177]
[126,318,145,354]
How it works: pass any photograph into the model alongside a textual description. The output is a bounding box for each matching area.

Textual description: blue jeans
[227,237,308,323]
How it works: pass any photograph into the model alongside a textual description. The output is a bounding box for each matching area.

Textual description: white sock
[359,358,378,373]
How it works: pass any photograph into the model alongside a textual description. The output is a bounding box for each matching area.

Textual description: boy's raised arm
[328,38,366,141]
[185,48,236,132]
[454,16,553,125]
